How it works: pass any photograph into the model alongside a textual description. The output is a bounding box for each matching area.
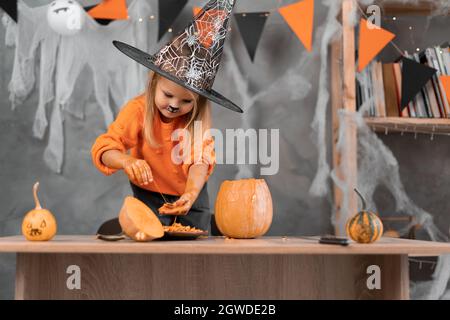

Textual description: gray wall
[1,0,449,299]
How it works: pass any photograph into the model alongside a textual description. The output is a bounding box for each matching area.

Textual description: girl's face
[154,76,199,121]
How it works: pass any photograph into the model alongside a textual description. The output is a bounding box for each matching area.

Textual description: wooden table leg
[15,253,409,300]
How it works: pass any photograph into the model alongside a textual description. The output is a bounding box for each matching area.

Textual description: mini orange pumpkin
[346,188,383,244]
[22,182,57,241]
[119,196,164,242]
[214,179,273,239]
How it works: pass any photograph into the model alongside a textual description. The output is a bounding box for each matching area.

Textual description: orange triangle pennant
[358,18,395,72]
[88,0,128,20]
[440,75,450,105]
[193,6,202,16]
[279,0,314,51]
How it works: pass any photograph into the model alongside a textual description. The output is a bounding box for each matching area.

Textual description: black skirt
[129,181,212,232]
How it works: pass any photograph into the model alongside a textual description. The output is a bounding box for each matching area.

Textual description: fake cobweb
[2,0,153,173]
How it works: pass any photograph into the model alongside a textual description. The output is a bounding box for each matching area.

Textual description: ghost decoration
[4,0,152,173]
[47,0,85,36]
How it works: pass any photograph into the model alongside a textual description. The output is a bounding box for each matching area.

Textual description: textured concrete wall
[0,0,449,299]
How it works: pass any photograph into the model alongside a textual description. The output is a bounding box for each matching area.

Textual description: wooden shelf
[331,0,449,235]
[365,117,450,134]
[362,0,449,16]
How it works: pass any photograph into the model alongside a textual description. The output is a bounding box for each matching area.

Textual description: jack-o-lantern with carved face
[22,182,57,241]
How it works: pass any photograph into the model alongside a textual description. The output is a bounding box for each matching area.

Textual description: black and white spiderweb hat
[113,0,243,113]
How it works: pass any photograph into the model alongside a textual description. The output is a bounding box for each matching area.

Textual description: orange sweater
[91,94,216,196]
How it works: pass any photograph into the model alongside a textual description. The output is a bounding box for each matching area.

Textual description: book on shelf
[356,43,450,118]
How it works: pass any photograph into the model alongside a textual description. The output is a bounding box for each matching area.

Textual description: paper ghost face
[47,0,85,36]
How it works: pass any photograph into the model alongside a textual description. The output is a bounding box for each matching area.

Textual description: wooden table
[1,235,450,300]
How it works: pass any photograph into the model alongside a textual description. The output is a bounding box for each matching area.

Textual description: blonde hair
[143,71,212,148]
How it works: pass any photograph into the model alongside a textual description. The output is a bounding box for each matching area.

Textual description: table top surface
[0,235,450,255]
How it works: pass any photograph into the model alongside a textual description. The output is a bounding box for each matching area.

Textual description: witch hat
[113,0,243,113]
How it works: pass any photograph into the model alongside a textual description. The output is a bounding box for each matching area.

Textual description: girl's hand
[158,192,196,216]
[122,157,153,186]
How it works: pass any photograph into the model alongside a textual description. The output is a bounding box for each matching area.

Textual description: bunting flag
[235,12,269,61]
[87,0,128,21]
[400,58,437,110]
[279,0,314,51]
[440,75,450,105]
[358,18,395,72]
[0,0,18,22]
[158,0,188,40]
[84,5,113,25]
[193,6,201,16]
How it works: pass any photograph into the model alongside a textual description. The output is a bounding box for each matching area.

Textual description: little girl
[91,0,241,231]
[91,71,216,230]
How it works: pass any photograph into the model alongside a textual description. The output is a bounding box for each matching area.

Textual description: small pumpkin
[22,182,57,241]
[346,188,383,243]
[214,179,273,239]
[119,196,164,242]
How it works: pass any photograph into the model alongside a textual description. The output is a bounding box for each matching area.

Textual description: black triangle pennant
[400,57,437,110]
[234,12,269,61]
[158,0,188,41]
[0,0,18,22]
[84,5,114,26]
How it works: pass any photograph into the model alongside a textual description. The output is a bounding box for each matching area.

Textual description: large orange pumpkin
[119,196,164,242]
[346,189,383,244]
[22,182,57,241]
[214,179,273,239]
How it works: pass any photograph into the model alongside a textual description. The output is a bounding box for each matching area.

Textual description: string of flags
[2,0,315,56]
[84,0,314,52]
[194,0,315,60]
[356,3,450,113]
[3,0,448,110]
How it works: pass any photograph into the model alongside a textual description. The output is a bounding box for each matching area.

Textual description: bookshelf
[365,117,450,135]
[331,0,450,236]
[361,1,449,16]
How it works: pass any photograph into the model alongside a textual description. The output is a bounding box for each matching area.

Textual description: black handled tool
[298,235,350,246]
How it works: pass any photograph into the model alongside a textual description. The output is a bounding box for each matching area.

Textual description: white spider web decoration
[154,0,235,91]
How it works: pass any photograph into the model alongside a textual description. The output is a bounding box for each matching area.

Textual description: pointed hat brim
[113,41,243,113]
